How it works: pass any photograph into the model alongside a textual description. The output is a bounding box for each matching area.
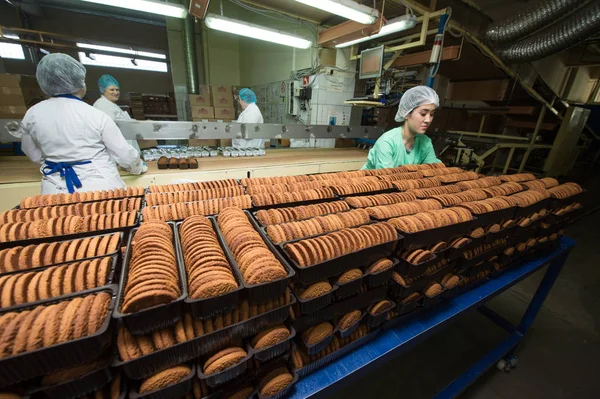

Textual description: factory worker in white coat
[233,88,265,149]
[20,53,147,195]
[93,74,141,152]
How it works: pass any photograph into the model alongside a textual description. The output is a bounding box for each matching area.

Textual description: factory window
[77,43,168,73]
[0,34,26,60]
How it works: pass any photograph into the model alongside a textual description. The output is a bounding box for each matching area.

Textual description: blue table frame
[289,236,575,399]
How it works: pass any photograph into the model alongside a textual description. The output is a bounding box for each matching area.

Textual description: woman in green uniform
[362,85,441,170]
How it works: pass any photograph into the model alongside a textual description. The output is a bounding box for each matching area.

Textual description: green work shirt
[361,127,440,170]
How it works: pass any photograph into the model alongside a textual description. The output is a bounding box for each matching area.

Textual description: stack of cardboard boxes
[129,92,145,120]
[189,84,236,122]
[0,73,45,119]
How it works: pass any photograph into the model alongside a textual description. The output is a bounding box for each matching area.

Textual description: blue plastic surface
[289,237,575,399]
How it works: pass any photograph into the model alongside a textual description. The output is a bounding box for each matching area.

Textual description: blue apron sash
[43,160,92,194]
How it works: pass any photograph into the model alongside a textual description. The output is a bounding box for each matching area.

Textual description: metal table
[289,236,575,399]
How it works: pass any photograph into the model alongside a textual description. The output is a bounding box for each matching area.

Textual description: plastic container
[279,234,398,285]
[0,285,117,387]
[129,364,195,399]
[255,362,298,399]
[0,213,140,250]
[113,222,187,335]
[388,276,427,300]
[484,225,516,244]
[336,312,366,339]
[395,295,423,316]
[456,244,505,271]
[300,330,335,355]
[396,252,439,278]
[398,218,474,251]
[248,325,296,363]
[113,292,295,380]
[367,300,396,328]
[197,350,251,388]
[33,362,112,399]
[549,189,586,209]
[213,213,295,304]
[469,207,517,228]
[292,284,337,315]
[514,198,552,218]
[333,276,363,300]
[0,254,118,313]
[175,220,245,319]
[363,258,397,288]
[424,260,457,283]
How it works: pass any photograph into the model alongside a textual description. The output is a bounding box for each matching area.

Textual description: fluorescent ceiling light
[80,0,187,18]
[0,34,25,60]
[78,52,168,72]
[76,43,166,60]
[335,14,417,48]
[293,0,378,25]
[205,14,312,49]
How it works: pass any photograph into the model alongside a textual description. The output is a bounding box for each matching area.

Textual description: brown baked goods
[121,221,181,314]
[410,185,462,199]
[509,189,550,207]
[435,171,479,183]
[142,196,252,222]
[457,196,515,214]
[302,322,333,345]
[251,188,335,207]
[499,173,536,182]
[365,199,442,219]
[203,347,248,375]
[482,182,524,197]
[420,167,464,177]
[338,310,362,330]
[217,208,287,285]
[299,281,332,299]
[388,207,473,233]
[344,192,417,208]
[251,325,290,349]
[256,201,349,226]
[521,177,559,190]
[179,215,238,300]
[284,222,397,267]
[376,172,424,181]
[242,175,310,186]
[547,183,583,199]
[336,269,363,284]
[18,187,144,209]
[367,258,393,273]
[369,300,394,315]
[430,189,488,206]
[148,179,240,193]
[329,181,395,196]
[310,170,368,180]
[441,273,460,289]
[259,367,294,397]
[456,176,502,190]
[145,187,246,206]
[246,181,322,195]
[139,365,191,393]
[391,177,441,191]
[424,283,443,298]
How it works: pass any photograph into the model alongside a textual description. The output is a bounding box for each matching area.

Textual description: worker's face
[406,104,436,134]
[104,86,120,103]
[238,97,249,110]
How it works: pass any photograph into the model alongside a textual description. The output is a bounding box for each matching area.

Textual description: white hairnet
[395,85,440,122]
[36,53,87,96]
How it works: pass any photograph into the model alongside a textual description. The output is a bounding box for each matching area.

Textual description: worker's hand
[141,162,148,174]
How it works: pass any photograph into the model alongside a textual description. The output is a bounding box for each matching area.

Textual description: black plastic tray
[456,244,506,271]
[364,258,397,288]
[279,233,398,285]
[212,212,294,304]
[113,222,186,335]
[197,350,251,388]
[250,202,351,229]
[424,260,457,283]
[514,198,552,218]
[397,218,475,251]
[248,325,296,363]
[113,292,295,380]
[31,361,112,399]
[0,254,118,313]
[484,225,515,244]
[367,301,396,328]
[333,276,363,300]
[396,252,439,278]
[176,219,245,319]
[0,213,140,250]
[395,295,423,316]
[251,195,338,211]
[300,329,335,355]
[337,312,366,339]
[292,284,337,315]
[129,364,195,399]
[256,370,298,399]
[388,276,428,300]
[549,189,586,209]
[468,206,517,228]
[0,285,117,387]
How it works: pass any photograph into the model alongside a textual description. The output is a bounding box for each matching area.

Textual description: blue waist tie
[43,160,92,194]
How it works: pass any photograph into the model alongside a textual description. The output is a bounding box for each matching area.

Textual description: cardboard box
[138,140,158,150]
[189,85,212,106]
[214,107,235,120]
[212,85,234,107]
[0,105,27,118]
[191,106,214,119]
[0,87,45,107]
[0,74,39,88]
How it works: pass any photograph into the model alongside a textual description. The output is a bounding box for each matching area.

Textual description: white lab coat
[233,102,266,148]
[20,97,144,194]
[93,95,141,152]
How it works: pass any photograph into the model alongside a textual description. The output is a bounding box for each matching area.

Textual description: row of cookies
[179,215,238,300]
[256,201,350,226]
[409,185,461,198]
[284,222,397,267]
[245,181,323,195]
[391,177,441,191]
[1,198,142,225]
[145,187,246,206]
[482,182,524,197]
[388,207,474,234]
[0,257,112,309]
[420,167,464,177]
[19,187,144,209]
[251,188,335,207]
[142,196,252,222]
[117,292,291,362]
[521,177,559,190]
[121,221,181,314]
[148,179,240,193]
[548,182,583,199]
[462,238,507,260]
[316,177,380,187]
[436,171,479,183]
[430,189,488,206]
[508,188,550,207]
[308,170,367,180]
[0,212,137,243]
[0,232,121,273]
[457,196,516,214]
[330,181,393,196]
[266,209,370,244]
[344,192,417,208]
[376,172,424,181]
[0,291,111,359]
[456,176,502,190]
[241,175,310,187]
[365,199,442,220]
[217,208,288,286]
[499,173,536,182]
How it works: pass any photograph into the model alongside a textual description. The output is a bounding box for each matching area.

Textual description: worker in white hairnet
[233,88,265,149]
[362,85,441,170]
[20,53,146,195]
[93,74,141,152]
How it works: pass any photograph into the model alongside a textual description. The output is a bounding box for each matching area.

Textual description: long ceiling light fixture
[335,14,417,48]
[293,0,378,25]
[80,0,188,19]
[204,14,312,49]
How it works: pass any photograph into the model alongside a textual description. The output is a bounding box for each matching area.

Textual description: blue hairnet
[98,75,120,94]
[36,53,86,96]
[395,86,439,122]
[239,88,257,104]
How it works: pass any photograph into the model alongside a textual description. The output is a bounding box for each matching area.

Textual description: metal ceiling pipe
[498,0,600,63]
[483,0,589,47]
[183,0,199,94]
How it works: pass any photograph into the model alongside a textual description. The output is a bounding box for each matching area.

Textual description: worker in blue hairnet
[233,88,265,148]
[93,74,140,151]
[19,54,146,194]
[362,85,441,170]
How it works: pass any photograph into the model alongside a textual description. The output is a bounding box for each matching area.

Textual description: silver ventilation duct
[498,0,600,63]
[484,0,589,46]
